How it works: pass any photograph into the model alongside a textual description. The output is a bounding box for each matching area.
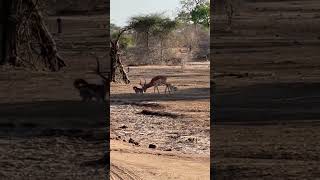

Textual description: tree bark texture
[1,0,66,71]
[1,0,18,65]
[110,28,130,84]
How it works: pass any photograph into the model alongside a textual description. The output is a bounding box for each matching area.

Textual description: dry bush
[121,25,209,66]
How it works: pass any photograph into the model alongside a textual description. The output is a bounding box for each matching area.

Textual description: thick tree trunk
[110,41,130,84]
[0,0,4,63]
[1,0,18,65]
[110,28,130,84]
[0,0,65,71]
[25,0,65,71]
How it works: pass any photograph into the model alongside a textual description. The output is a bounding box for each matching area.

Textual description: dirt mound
[137,109,181,118]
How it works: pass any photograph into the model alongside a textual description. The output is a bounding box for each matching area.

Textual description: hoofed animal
[73,57,108,102]
[165,83,178,94]
[133,86,144,94]
[140,75,169,94]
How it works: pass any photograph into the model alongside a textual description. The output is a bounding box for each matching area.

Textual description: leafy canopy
[177,0,210,28]
[111,23,134,49]
[128,13,178,36]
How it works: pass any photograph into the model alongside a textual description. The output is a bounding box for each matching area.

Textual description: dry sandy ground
[110,63,210,179]
[0,65,109,179]
[213,125,320,179]
[111,140,209,180]
[0,132,107,179]
[213,0,320,179]
[0,13,109,179]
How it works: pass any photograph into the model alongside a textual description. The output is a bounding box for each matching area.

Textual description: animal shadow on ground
[111,87,210,102]
[214,82,320,124]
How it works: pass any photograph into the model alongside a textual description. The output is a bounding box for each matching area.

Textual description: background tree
[110,26,131,83]
[177,0,210,28]
[190,2,210,28]
[128,13,178,64]
[110,14,178,83]
[128,14,162,49]
[111,23,134,50]
[110,5,209,83]
[176,0,210,52]
[148,17,178,62]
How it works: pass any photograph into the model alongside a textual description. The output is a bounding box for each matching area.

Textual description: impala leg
[157,86,160,94]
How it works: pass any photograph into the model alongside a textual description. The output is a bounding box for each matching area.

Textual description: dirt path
[110,140,210,180]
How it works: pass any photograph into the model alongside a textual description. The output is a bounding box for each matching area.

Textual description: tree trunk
[146,31,149,49]
[110,28,130,84]
[110,41,130,84]
[2,0,18,65]
[0,0,66,71]
[25,0,65,71]
[160,38,163,63]
[0,0,5,63]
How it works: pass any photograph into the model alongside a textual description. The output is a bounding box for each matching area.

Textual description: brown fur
[73,57,108,102]
[165,83,178,94]
[133,86,144,94]
[140,76,168,93]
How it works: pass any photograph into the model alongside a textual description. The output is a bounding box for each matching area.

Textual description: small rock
[149,144,156,149]
[164,148,172,151]
[119,125,128,129]
[128,138,134,144]
[188,137,195,142]
[128,138,139,146]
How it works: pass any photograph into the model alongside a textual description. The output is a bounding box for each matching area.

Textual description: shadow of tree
[111,87,210,102]
[0,100,108,136]
[214,82,320,124]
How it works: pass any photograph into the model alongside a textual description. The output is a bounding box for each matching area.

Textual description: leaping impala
[140,75,170,94]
